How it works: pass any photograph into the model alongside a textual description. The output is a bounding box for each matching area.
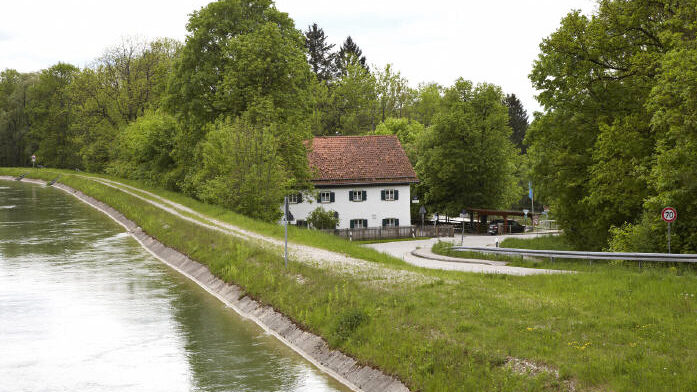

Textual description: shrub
[307,206,339,229]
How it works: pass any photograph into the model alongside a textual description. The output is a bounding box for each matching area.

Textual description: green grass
[500,235,574,251]
[6,167,697,391]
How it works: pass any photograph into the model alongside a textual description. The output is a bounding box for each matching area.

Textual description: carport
[465,208,526,234]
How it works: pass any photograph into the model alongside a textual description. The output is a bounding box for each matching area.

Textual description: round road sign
[31,154,36,162]
[661,207,677,223]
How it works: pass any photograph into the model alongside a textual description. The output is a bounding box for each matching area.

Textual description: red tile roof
[307,135,419,186]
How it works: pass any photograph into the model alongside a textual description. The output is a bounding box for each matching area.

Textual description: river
[0,180,348,392]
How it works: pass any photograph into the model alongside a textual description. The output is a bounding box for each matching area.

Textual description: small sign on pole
[283,197,290,267]
[419,205,426,237]
[662,207,677,254]
[31,154,36,168]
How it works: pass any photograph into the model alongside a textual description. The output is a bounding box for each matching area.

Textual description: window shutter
[362,191,367,201]
[350,220,355,229]
[395,219,399,227]
[297,193,303,203]
[349,191,353,201]
[330,192,335,202]
[363,219,368,228]
[394,190,399,200]
[317,192,321,201]
[382,218,387,227]
[381,190,385,200]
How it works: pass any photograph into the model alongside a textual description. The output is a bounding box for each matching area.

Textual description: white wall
[286,185,412,229]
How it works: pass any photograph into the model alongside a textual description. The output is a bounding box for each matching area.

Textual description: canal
[0,180,348,392]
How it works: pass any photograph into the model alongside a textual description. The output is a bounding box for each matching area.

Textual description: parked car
[487,219,525,235]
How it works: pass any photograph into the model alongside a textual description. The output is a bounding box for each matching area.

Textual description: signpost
[283,197,294,267]
[523,209,529,229]
[459,210,466,245]
[661,207,677,254]
[419,205,426,237]
[31,154,36,168]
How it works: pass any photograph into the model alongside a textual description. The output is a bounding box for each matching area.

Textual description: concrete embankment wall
[0,176,409,392]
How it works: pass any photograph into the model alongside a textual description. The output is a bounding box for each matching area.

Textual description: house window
[382,218,399,227]
[350,219,368,229]
[287,193,301,204]
[381,189,399,201]
[319,191,334,203]
[296,220,308,228]
[349,190,366,202]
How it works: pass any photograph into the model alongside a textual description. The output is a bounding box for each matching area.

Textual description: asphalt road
[364,232,567,276]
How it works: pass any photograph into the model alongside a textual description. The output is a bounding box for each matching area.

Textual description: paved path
[365,234,569,276]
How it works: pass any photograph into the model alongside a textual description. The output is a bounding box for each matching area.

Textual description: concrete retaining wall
[0,176,409,392]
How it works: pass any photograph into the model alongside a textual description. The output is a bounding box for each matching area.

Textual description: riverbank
[5,168,697,391]
[0,174,407,392]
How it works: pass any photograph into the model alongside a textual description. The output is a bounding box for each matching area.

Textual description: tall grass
[5,167,697,391]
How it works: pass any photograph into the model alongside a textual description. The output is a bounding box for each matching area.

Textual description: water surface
[0,180,347,392]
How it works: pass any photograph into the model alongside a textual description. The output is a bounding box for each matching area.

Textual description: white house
[286,135,419,229]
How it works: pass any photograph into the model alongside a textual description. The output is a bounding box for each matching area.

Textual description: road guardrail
[451,246,697,263]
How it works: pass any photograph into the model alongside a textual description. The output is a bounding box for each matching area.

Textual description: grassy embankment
[5,167,697,391]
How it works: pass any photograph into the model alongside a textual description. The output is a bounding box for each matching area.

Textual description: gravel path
[84,177,433,285]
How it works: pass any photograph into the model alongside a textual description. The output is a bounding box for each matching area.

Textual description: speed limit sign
[661,207,677,223]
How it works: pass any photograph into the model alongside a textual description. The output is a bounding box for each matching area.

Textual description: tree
[371,117,424,163]
[165,0,313,189]
[335,36,368,75]
[374,64,411,122]
[527,2,667,249]
[409,83,443,127]
[107,110,179,188]
[415,79,521,216]
[503,94,528,153]
[26,63,81,169]
[191,116,290,222]
[307,207,339,229]
[304,23,336,83]
[0,70,36,166]
[329,61,377,134]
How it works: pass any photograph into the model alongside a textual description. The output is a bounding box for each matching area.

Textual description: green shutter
[349,191,353,201]
[395,219,399,227]
[382,218,387,227]
[330,192,335,202]
[350,220,355,229]
[381,190,385,200]
[394,190,399,200]
[362,190,367,201]
[363,219,368,228]
[297,193,303,203]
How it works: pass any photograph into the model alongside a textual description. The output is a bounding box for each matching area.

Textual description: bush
[307,206,339,229]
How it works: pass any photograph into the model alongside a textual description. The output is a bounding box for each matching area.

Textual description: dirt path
[82,176,432,285]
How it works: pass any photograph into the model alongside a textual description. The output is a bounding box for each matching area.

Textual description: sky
[1,0,596,115]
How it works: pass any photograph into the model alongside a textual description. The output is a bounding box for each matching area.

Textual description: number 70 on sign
[662,207,677,223]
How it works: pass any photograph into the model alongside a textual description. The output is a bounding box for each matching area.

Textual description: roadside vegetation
[5,168,697,391]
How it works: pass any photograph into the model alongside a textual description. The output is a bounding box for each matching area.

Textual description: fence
[322,225,454,241]
[451,246,697,264]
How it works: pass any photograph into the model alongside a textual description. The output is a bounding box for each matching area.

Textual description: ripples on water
[0,181,347,392]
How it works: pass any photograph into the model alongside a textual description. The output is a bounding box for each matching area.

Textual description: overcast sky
[1,0,596,115]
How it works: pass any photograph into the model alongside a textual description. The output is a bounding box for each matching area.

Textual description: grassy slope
[5,167,697,392]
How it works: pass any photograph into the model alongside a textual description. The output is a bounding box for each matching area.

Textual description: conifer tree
[503,94,529,153]
[304,23,336,82]
[335,36,368,75]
